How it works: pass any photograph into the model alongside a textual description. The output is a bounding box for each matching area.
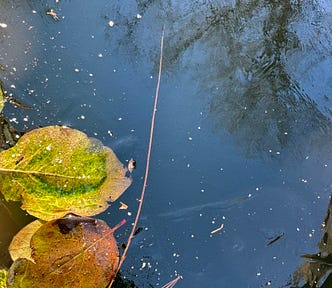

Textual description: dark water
[1,1,332,287]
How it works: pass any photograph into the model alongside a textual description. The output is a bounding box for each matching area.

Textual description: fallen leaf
[0,126,132,220]
[9,220,44,263]
[7,216,122,288]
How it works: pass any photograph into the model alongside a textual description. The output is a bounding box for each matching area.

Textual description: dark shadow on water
[291,196,332,287]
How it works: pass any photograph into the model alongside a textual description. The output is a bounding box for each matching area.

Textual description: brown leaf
[9,220,44,263]
[7,216,121,288]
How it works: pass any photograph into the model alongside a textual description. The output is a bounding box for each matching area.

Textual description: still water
[1,1,332,287]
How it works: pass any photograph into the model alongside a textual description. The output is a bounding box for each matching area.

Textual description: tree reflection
[292,197,332,287]
[109,0,332,157]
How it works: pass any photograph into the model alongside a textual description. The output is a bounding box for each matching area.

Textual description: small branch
[108,25,165,288]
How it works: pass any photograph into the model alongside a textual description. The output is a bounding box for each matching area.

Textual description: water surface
[1,1,332,287]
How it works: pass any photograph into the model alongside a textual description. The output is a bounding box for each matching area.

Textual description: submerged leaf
[9,220,44,263]
[0,126,132,220]
[7,216,121,288]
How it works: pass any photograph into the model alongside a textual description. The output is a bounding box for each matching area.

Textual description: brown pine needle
[108,25,165,288]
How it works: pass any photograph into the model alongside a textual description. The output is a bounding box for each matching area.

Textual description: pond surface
[1,1,332,287]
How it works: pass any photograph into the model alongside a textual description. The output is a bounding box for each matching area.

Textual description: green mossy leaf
[0,269,7,288]
[7,216,120,288]
[0,126,132,220]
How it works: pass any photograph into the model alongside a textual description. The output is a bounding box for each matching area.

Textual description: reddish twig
[108,25,165,288]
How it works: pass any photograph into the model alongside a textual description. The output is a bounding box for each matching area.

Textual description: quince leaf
[9,220,44,263]
[0,126,131,220]
[7,216,121,288]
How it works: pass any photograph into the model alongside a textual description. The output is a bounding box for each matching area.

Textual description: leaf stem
[108,25,165,288]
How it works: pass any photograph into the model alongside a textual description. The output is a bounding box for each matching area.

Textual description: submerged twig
[109,26,165,287]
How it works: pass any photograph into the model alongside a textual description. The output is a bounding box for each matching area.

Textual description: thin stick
[108,25,165,288]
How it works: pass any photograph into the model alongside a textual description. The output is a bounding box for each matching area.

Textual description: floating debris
[119,202,128,210]
[127,158,136,173]
[266,232,285,246]
[46,9,59,20]
[210,223,224,234]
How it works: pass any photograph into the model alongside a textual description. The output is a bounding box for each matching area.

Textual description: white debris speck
[74,68,79,72]
[80,115,85,120]
[136,13,142,19]
[23,116,29,122]
[127,211,132,216]
[10,84,16,89]
[197,126,201,130]
[98,53,103,58]
[296,227,300,232]
[89,73,93,77]
[32,10,37,13]
[0,23,8,28]
[118,117,122,121]
[108,20,114,27]
[187,163,190,168]
[46,144,52,151]
[188,137,193,141]
[256,272,261,276]
[107,130,113,137]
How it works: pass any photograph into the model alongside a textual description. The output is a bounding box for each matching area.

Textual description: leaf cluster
[0,126,132,288]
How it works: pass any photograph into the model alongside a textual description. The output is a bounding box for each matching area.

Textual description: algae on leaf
[0,269,7,288]
[0,126,132,220]
[7,216,120,288]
